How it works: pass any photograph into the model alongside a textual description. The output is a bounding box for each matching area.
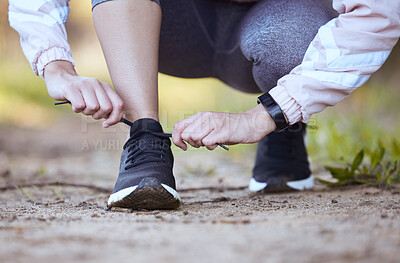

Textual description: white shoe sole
[107,183,181,209]
[248,175,314,192]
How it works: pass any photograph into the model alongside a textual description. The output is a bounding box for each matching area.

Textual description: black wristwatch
[257,93,289,132]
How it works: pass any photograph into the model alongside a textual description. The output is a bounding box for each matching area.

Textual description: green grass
[319,145,400,188]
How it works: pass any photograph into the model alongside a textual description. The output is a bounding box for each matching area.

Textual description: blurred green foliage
[319,145,400,187]
[307,84,400,167]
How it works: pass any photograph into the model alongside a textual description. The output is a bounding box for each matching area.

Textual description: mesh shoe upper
[112,118,176,194]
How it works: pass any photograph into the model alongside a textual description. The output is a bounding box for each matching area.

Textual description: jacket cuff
[269,85,303,124]
[35,47,75,78]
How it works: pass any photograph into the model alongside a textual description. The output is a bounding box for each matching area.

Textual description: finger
[172,121,189,151]
[102,83,124,127]
[180,117,205,148]
[173,112,209,150]
[202,130,227,148]
[205,145,218,151]
[202,129,219,150]
[175,112,207,149]
[92,85,113,120]
[181,116,217,148]
[64,88,85,113]
[191,119,215,145]
[80,85,100,115]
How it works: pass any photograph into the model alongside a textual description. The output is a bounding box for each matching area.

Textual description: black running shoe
[249,122,313,192]
[107,118,181,210]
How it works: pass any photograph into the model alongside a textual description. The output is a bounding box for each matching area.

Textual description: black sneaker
[249,122,313,192]
[107,118,181,210]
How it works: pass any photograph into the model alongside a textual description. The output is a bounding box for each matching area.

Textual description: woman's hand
[172,104,277,150]
[44,61,124,128]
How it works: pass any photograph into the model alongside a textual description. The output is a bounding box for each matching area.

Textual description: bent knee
[239,0,336,91]
[240,0,336,68]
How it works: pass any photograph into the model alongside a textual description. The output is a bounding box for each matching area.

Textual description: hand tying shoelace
[55,101,229,151]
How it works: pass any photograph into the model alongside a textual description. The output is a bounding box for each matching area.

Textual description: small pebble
[331,199,338,203]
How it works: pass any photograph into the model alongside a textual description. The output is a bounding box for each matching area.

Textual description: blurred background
[1,0,399,172]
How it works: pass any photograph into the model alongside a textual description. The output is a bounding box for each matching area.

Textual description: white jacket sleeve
[8,0,75,78]
[269,0,400,124]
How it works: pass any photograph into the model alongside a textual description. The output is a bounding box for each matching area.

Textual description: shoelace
[121,118,229,151]
[55,101,228,151]
[123,130,171,170]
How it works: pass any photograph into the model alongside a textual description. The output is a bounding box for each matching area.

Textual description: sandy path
[1,118,399,263]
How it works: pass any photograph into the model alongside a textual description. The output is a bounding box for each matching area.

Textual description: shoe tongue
[130,118,163,138]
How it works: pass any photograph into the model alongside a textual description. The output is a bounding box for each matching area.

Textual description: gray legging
[93,0,336,94]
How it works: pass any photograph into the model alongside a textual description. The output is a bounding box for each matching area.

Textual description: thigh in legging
[239,0,337,93]
[158,0,260,93]
[158,0,216,78]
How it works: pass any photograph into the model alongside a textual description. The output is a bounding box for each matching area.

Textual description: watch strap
[257,92,289,132]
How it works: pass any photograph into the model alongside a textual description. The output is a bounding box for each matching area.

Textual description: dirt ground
[1,116,399,263]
